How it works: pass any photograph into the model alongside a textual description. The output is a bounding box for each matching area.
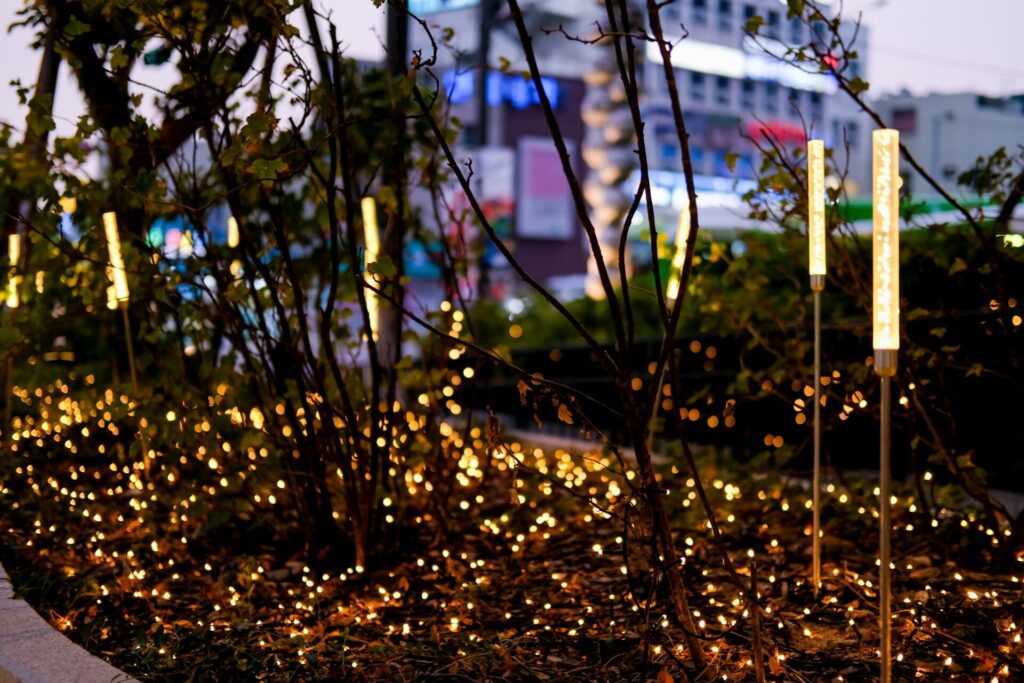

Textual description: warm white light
[872,130,900,350]
[227,216,240,248]
[807,139,826,277]
[666,205,691,301]
[361,197,380,341]
[103,212,130,304]
[7,233,20,308]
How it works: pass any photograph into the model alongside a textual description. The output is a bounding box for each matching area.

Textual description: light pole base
[874,349,897,377]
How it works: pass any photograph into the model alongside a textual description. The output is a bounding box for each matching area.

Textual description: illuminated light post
[361,197,381,342]
[646,205,692,452]
[4,233,19,429]
[7,234,20,310]
[226,216,242,276]
[807,139,826,596]
[227,216,240,248]
[666,204,691,302]
[872,129,900,683]
[102,211,138,394]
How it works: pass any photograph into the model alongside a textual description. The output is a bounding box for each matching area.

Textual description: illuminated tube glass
[102,212,130,304]
[666,205,691,301]
[361,197,380,341]
[7,233,20,308]
[872,130,900,353]
[227,216,240,248]
[807,139,826,277]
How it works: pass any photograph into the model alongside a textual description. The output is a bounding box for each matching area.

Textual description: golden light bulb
[872,130,900,356]
[666,204,691,301]
[807,139,826,278]
[102,212,130,304]
[361,197,380,341]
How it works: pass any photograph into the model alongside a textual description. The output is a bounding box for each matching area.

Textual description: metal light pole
[807,139,826,596]
[104,211,152,480]
[872,129,901,683]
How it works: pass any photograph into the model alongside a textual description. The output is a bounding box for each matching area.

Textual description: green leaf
[110,46,130,71]
[724,153,739,173]
[744,15,764,34]
[65,16,91,37]
[786,0,806,19]
[948,257,967,275]
[847,77,870,96]
[368,255,396,278]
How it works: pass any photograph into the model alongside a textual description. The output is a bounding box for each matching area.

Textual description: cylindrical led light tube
[807,139,826,280]
[872,130,900,371]
[102,212,130,303]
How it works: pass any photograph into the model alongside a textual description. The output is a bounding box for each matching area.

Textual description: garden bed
[1,402,1020,681]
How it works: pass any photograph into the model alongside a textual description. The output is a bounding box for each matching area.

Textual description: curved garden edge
[0,562,134,683]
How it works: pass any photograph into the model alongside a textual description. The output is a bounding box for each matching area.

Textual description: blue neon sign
[442,70,561,110]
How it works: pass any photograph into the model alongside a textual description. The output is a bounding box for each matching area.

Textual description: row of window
[664,0,815,44]
[657,143,757,178]
[685,73,824,118]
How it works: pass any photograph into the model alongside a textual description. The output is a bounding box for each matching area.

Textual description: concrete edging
[0,562,134,683]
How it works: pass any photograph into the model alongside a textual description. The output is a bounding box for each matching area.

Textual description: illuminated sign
[629,169,756,212]
[646,37,837,94]
[747,120,806,145]
[442,70,561,110]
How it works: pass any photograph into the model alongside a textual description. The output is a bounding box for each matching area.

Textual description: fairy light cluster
[0,299,1020,679]
[0,360,1015,679]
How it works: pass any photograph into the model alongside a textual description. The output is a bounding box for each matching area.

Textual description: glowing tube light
[872,130,900,354]
[7,234,20,308]
[666,204,691,301]
[227,216,240,248]
[361,197,380,341]
[102,212,130,304]
[807,139,826,278]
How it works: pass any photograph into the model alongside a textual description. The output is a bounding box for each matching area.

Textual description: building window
[743,3,756,27]
[809,91,822,122]
[718,0,732,30]
[715,76,731,106]
[847,121,860,148]
[766,10,780,39]
[662,143,679,167]
[741,79,755,109]
[691,146,706,171]
[693,0,708,26]
[892,108,917,135]
[787,88,801,117]
[690,71,706,102]
[789,17,803,44]
[765,82,778,115]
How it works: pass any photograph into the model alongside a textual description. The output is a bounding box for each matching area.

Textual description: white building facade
[875,92,1024,198]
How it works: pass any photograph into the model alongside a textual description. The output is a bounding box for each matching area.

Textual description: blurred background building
[876,92,1024,196]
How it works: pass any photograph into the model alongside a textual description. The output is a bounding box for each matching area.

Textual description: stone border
[0,562,134,683]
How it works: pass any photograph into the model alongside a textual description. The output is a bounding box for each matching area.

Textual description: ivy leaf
[744,15,764,34]
[786,0,806,18]
[948,257,967,275]
[557,403,574,425]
